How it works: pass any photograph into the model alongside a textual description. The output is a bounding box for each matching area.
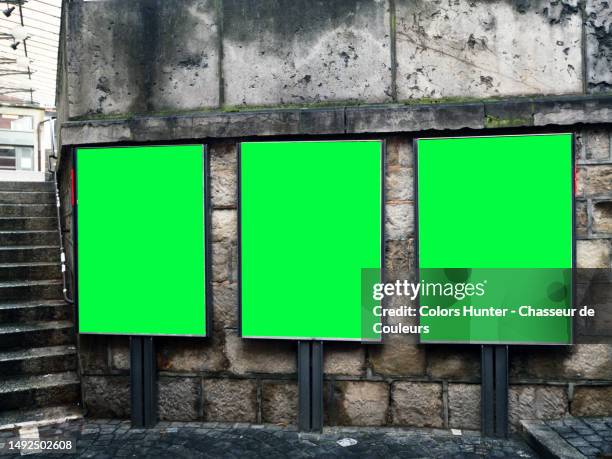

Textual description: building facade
[0,102,53,182]
[55,0,612,429]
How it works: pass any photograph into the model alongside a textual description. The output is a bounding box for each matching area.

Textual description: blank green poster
[76,145,207,336]
[240,141,382,341]
[417,134,573,344]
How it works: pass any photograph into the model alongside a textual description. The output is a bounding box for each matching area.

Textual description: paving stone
[36,418,539,458]
[585,419,609,431]
[526,417,612,459]
[568,437,590,447]
[578,445,601,456]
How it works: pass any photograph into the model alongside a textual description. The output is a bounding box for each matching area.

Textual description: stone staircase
[0,180,81,428]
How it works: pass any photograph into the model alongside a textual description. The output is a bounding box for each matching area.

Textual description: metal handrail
[44,117,73,304]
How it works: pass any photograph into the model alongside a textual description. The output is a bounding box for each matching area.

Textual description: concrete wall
[56,0,612,430]
[63,0,611,118]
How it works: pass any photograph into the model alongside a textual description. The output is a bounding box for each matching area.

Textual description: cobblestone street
[0,420,539,458]
[547,417,612,456]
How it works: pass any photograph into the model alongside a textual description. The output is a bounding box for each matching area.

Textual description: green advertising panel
[76,145,208,336]
[417,134,573,345]
[240,141,382,341]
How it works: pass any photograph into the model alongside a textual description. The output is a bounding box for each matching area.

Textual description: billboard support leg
[143,337,158,428]
[311,341,323,432]
[298,341,311,432]
[298,341,324,432]
[130,336,158,428]
[481,344,509,438]
[481,345,494,437]
[130,336,144,428]
[494,345,509,438]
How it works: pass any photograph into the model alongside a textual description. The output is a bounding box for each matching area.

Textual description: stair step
[0,371,80,411]
[0,182,54,192]
[0,345,77,376]
[0,300,71,322]
[0,280,63,301]
[0,246,59,263]
[0,404,82,431]
[0,230,57,246]
[0,204,55,217]
[0,191,55,205]
[0,321,74,350]
[0,262,61,281]
[0,217,57,231]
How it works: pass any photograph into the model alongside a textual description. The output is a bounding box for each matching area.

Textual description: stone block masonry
[57,135,612,430]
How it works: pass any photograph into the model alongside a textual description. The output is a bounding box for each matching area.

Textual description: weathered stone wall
[56,0,612,431]
[62,0,612,119]
[56,131,612,430]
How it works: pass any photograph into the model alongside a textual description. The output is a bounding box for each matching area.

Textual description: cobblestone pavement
[544,417,612,458]
[0,419,539,458]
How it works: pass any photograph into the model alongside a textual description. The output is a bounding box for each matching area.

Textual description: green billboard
[239,140,382,341]
[76,145,208,336]
[416,134,573,345]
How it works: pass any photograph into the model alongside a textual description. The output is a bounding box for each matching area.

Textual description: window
[0,145,35,171]
[0,114,36,171]
[0,114,33,131]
